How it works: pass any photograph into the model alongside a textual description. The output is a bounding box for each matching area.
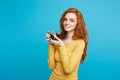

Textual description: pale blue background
[0,0,120,80]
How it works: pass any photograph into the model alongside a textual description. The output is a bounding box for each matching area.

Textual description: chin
[65,29,73,32]
[64,28,70,30]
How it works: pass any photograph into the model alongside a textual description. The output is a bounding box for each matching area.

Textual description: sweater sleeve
[48,44,56,69]
[58,40,85,74]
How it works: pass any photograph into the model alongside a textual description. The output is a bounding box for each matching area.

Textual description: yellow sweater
[48,39,85,80]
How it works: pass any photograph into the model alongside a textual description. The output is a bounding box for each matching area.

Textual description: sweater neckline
[64,40,77,45]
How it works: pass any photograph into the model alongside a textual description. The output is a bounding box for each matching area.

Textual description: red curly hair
[60,8,88,63]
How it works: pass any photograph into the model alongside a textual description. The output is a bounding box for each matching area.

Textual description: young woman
[46,8,88,80]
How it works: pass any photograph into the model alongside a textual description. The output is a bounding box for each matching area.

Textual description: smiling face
[63,13,77,32]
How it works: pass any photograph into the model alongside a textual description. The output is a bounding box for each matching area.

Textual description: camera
[47,31,60,40]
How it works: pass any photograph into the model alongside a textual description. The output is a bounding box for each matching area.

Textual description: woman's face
[63,13,77,32]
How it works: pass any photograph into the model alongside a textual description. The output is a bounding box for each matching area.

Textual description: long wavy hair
[60,8,88,63]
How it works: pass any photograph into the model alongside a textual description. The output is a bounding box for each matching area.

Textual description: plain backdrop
[0,0,120,80]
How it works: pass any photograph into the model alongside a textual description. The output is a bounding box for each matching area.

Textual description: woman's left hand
[50,34,64,46]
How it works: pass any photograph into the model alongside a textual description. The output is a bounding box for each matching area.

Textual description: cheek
[72,23,77,28]
[63,21,65,26]
[63,21,65,25]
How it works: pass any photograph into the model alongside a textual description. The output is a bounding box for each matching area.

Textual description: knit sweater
[48,39,85,80]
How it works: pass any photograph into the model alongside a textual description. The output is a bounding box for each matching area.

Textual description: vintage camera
[47,31,60,40]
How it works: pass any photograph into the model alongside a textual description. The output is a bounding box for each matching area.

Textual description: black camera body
[47,31,60,40]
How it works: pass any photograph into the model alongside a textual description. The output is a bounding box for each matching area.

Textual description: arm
[48,44,56,69]
[58,40,85,74]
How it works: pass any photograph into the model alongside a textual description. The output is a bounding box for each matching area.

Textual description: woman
[46,8,88,80]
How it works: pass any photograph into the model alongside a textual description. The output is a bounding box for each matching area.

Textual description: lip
[64,27,71,31]
[64,25,71,29]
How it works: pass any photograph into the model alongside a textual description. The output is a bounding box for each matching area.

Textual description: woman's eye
[64,18,67,21]
[70,19,74,22]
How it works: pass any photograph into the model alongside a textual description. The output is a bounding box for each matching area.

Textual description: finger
[46,34,51,40]
[46,36,50,39]
[50,39,57,44]
[53,34,60,41]
[46,35,51,40]
[46,38,52,44]
[46,33,50,37]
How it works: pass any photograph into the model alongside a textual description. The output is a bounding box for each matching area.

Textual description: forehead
[65,13,77,19]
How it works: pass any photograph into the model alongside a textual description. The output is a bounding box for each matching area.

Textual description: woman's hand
[46,33,52,44]
[46,33,64,46]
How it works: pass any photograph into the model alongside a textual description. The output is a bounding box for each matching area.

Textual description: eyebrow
[64,17,76,19]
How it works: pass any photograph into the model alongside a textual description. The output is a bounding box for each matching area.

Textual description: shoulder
[74,39,85,48]
[75,39,85,45]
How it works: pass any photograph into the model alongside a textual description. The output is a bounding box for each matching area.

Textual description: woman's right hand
[46,33,52,44]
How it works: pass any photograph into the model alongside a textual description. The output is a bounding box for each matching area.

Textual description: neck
[66,31,74,40]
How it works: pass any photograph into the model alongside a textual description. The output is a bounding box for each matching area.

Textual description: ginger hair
[60,8,88,63]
